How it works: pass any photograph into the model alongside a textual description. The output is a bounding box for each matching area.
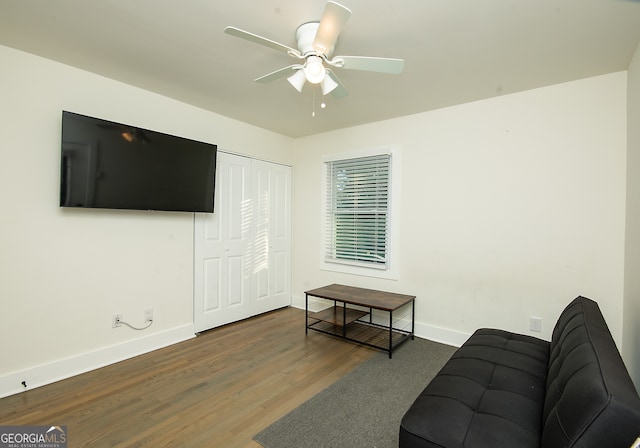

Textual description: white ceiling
[1,0,639,138]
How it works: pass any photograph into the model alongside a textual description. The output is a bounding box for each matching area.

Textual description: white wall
[0,45,293,398]
[293,72,627,347]
[624,41,640,391]
[1,41,634,398]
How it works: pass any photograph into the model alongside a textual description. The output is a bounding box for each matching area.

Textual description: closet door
[253,160,292,313]
[194,153,253,332]
[194,153,291,333]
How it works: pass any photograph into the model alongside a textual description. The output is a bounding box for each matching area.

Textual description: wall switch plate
[530,316,542,333]
[144,309,153,323]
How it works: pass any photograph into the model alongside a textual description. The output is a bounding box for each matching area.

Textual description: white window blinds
[325,153,391,269]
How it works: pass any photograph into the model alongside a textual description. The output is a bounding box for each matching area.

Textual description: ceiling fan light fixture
[321,73,338,95]
[287,69,307,92]
[304,55,326,84]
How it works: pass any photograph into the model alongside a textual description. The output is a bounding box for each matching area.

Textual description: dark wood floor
[0,307,375,447]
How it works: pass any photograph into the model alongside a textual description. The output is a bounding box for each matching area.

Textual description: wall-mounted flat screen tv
[60,111,217,213]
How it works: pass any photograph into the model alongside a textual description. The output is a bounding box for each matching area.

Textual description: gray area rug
[253,337,457,448]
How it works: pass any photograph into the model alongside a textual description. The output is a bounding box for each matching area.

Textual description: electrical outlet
[144,309,153,323]
[530,316,542,333]
[112,314,122,328]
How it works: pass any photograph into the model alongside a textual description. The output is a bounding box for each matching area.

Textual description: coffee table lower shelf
[307,318,412,354]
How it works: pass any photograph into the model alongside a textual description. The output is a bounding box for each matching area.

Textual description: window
[324,153,391,271]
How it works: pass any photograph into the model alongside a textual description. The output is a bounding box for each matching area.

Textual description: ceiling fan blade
[332,56,405,74]
[326,69,348,98]
[254,65,303,84]
[224,26,303,59]
[312,1,352,55]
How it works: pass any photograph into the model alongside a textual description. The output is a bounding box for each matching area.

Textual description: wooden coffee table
[305,284,415,358]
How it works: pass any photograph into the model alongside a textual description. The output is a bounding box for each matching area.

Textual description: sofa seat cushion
[400,329,550,448]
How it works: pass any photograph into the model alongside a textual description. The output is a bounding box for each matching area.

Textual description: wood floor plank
[0,307,375,447]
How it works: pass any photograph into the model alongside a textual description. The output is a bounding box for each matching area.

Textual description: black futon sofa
[400,296,640,448]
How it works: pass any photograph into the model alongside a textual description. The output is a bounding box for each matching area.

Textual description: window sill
[321,261,398,280]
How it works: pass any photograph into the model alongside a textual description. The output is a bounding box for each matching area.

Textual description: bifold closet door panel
[194,153,291,332]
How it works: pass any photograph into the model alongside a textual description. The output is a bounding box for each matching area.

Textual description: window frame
[321,147,400,280]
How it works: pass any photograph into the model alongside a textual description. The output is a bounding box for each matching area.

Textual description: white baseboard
[0,324,195,399]
[413,322,469,348]
[291,298,470,348]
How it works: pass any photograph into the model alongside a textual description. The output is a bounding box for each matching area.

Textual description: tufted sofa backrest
[541,296,640,448]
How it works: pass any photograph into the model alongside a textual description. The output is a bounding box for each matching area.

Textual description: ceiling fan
[224,1,405,98]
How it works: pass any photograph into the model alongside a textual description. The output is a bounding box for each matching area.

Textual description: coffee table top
[305,284,415,311]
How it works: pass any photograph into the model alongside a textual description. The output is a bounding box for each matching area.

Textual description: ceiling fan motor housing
[296,22,332,57]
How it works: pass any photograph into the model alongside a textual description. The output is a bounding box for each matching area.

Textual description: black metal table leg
[411,300,415,340]
[343,302,347,338]
[389,310,393,358]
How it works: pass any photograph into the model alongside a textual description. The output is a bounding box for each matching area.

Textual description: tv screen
[60,111,217,213]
